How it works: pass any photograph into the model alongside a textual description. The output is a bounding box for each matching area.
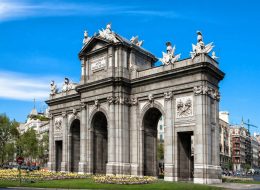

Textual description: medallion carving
[176,96,193,118]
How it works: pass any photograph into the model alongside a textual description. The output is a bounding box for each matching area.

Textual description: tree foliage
[0,114,19,164]
[157,142,164,160]
[18,128,39,159]
[0,114,49,166]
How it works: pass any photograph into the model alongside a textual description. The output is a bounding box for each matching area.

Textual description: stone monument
[46,23,224,184]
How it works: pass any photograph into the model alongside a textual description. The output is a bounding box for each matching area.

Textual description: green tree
[0,114,19,164]
[19,128,39,159]
[38,132,49,165]
[157,142,164,160]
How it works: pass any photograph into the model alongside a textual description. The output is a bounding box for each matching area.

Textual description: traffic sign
[16,157,24,165]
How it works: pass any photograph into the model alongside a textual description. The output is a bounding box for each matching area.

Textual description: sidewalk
[210,183,260,190]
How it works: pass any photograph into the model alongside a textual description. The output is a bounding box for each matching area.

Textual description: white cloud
[0,70,64,101]
[0,0,127,21]
[0,0,181,22]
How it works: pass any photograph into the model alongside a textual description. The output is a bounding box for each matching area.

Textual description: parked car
[234,171,241,176]
[29,166,40,171]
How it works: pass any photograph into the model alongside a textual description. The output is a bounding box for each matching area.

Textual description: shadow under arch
[69,118,80,173]
[140,102,165,177]
[91,111,108,174]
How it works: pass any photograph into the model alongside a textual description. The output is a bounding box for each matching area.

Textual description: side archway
[91,111,108,174]
[141,104,164,176]
[69,119,80,172]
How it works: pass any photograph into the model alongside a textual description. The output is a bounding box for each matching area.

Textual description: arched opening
[91,111,108,174]
[143,107,163,176]
[70,119,80,172]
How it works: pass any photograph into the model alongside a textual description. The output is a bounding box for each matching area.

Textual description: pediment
[79,37,110,57]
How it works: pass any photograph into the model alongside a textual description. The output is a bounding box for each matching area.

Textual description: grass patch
[0,178,223,190]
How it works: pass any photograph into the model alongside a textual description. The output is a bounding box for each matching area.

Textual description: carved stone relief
[54,117,62,132]
[176,96,193,118]
[194,85,220,101]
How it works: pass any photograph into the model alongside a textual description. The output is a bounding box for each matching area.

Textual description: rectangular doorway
[55,140,62,172]
[177,132,194,181]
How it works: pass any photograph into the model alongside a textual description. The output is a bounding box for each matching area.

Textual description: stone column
[86,126,94,174]
[47,114,55,171]
[61,112,68,172]
[106,97,116,174]
[67,134,72,172]
[130,98,139,175]
[115,96,130,175]
[79,103,88,173]
[80,59,85,83]
[163,92,175,181]
[193,85,221,184]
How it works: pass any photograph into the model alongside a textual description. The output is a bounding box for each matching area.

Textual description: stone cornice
[131,62,225,88]
[76,77,131,93]
[45,93,80,106]
[194,85,220,101]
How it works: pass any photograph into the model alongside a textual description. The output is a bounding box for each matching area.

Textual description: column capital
[62,111,67,118]
[193,85,220,101]
[81,102,87,110]
[164,91,173,101]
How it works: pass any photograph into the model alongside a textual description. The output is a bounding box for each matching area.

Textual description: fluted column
[130,98,139,175]
[163,92,175,181]
[79,103,88,173]
[106,96,116,174]
[60,112,68,172]
[47,114,55,171]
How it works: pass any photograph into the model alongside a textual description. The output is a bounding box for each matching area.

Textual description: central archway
[142,107,163,176]
[91,111,108,174]
[70,119,80,172]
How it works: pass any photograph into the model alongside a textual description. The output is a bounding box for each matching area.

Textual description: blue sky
[0,0,260,132]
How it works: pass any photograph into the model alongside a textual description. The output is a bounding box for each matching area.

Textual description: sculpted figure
[99,23,118,43]
[211,51,219,60]
[190,31,214,59]
[62,77,71,92]
[50,80,57,95]
[160,42,181,65]
[130,36,144,47]
[82,30,91,46]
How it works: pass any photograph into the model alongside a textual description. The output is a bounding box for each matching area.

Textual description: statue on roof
[190,31,214,59]
[99,23,118,43]
[62,77,76,92]
[82,30,91,47]
[159,42,181,65]
[50,80,58,95]
[211,51,219,60]
[130,36,144,47]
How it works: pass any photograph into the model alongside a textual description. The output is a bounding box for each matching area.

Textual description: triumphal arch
[46,24,224,184]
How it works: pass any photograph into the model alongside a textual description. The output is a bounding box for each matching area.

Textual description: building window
[160,125,162,130]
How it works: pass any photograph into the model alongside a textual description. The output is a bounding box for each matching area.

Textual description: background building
[251,136,259,169]
[219,112,231,170]
[19,107,49,136]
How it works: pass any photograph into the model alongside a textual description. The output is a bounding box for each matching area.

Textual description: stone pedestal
[47,162,55,172]
[78,162,88,174]
[61,162,68,172]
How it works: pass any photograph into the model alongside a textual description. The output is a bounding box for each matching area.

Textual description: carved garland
[164,91,173,101]
[107,96,138,106]
[193,86,220,101]
[54,118,62,132]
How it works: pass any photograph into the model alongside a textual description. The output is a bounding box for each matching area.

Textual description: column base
[47,162,55,171]
[78,162,88,174]
[164,176,178,181]
[106,162,131,175]
[194,164,222,184]
[194,178,222,184]
[164,164,175,180]
[61,162,68,172]
[130,163,140,176]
